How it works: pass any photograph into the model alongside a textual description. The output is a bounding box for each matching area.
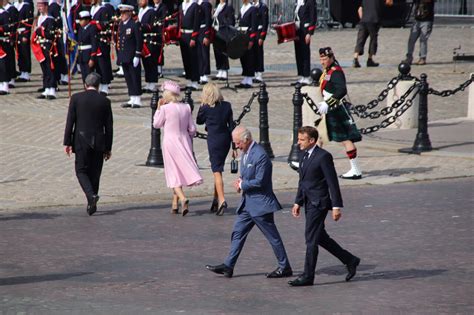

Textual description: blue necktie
[301,151,309,169]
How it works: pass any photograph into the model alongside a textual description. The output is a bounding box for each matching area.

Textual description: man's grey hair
[232,125,252,142]
[85,72,102,88]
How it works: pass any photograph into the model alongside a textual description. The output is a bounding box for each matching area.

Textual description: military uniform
[4,1,18,87]
[0,6,11,94]
[16,0,34,82]
[294,0,316,84]
[77,17,99,83]
[211,1,234,80]
[197,0,212,83]
[179,0,200,89]
[236,2,258,88]
[117,5,143,107]
[139,5,159,92]
[253,0,267,83]
[48,0,68,85]
[153,1,167,75]
[91,3,114,94]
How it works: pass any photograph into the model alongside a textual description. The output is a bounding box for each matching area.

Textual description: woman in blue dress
[197,83,235,216]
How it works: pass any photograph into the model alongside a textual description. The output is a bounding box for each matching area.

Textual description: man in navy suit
[206,126,292,278]
[288,126,360,287]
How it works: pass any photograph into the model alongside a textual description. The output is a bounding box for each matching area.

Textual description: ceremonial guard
[138,0,158,93]
[16,0,34,82]
[153,0,167,77]
[77,11,99,83]
[197,0,212,84]
[33,0,57,99]
[117,3,143,108]
[0,0,11,95]
[91,0,113,95]
[4,0,18,88]
[293,0,316,86]
[211,0,234,81]
[48,0,69,85]
[253,0,267,83]
[235,0,258,89]
[179,0,200,90]
[318,47,363,179]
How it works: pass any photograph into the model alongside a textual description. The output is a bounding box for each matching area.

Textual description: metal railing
[434,0,473,16]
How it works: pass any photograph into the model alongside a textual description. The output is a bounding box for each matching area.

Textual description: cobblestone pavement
[0,179,473,314]
[0,25,473,211]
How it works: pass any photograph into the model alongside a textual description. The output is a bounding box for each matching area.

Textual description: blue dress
[196,101,235,172]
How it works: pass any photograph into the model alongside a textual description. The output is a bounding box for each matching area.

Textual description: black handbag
[230,158,239,174]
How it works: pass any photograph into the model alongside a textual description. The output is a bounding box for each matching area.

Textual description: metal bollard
[258,82,274,158]
[288,83,304,170]
[184,87,194,112]
[399,73,432,154]
[146,90,164,167]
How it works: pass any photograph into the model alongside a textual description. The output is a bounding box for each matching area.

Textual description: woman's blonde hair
[200,82,223,107]
[162,89,180,104]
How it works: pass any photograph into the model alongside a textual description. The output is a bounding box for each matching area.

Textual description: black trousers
[255,41,264,73]
[240,41,257,77]
[75,146,104,202]
[294,29,311,77]
[79,62,94,83]
[96,44,113,84]
[179,33,199,82]
[143,46,159,83]
[198,33,210,76]
[354,22,380,56]
[5,44,16,79]
[0,43,10,81]
[123,61,142,96]
[213,44,229,70]
[303,201,354,280]
[18,39,32,73]
[53,38,68,80]
[40,54,57,88]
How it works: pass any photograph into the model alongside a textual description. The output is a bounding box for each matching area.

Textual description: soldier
[91,0,114,95]
[211,0,234,81]
[235,0,258,89]
[48,0,69,85]
[33,0,57,99]
[253,0,267,83]
[153,0,167,78]
[16,0,34,82]
[117,3,143,108]
[197,0,212,84]
[292,0,316,86]
[4,0,18,88]
[179,0,200,90]
[138,0,158,93]
[76,11,99,83]
[0,0,11,95]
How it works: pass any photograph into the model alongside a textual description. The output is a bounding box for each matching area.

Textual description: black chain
[352,75,402,114]
[428,75,474,97]
[194,91,259,140]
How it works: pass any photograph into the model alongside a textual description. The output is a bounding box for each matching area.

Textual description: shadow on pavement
[0,272,93,286]
[0,213,62,221]
[364,167,434,176]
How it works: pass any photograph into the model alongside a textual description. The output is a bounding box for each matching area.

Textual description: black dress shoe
[199,80,209,85]
[234,83,252,89]
[37,87,45,92]
[339,174,362,180]
[46,95,56,100]
[290,81,300,86]
[206,263,233,278]
[59,80,69,86]
[266,267,293,278]
[8,84,15,89]
[37,94,47,99]
[131,104,141,109]
[0,91,9,95]
[121,103,132,108]
[211,76,220,81]
[87,195,100,216]
[345,257,360,282]
[210,198,218,213]
[100,91,108,96]
[288,276,313,287]
[352,58,361,68]
[16,78,30,83]
[252,78,263,84]
[366,59,379,67]
[215,201,227,216]
[142,88,153,94]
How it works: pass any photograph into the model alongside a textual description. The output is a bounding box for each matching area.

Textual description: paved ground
[1,178,473,314]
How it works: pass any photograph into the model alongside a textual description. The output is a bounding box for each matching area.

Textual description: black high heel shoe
[210,198,218,213]
[182,199,189,217]
[216,201,227,216]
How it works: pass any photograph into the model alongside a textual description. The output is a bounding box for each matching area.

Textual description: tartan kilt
[326,105,362,143]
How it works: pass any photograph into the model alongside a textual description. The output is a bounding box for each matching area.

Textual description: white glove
[318,101,329,114]
[133,56,140,68]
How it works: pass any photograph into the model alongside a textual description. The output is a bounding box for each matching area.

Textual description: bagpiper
[117,3,143,108]
[197,0,212,84]
[4,0,18,88]
[235,0,258,89]
[0,0,11,95]
[211,0,234,81]
[33,0,57,99]
[153,0,167,78]
[253,0,267,83]
[138,0,158,93]
[91,0,114,95]
[76,11,99,83]
[292,0,316,86]
[16,0,34,82]
[179,0,200,90]
[48,0,69,85]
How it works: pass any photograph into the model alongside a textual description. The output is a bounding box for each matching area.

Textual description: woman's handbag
[230,158,239,174]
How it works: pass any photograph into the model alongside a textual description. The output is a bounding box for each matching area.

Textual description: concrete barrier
[468,73,474,120]
[387,79,420,129]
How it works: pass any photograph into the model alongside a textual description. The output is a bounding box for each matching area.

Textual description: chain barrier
[194,91,259,140]
[427,75,474,97]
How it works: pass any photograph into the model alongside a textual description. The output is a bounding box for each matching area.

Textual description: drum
[208,27,216,44]
[213,25,248,60]
[163,25,181,45]
[274,22,297,44]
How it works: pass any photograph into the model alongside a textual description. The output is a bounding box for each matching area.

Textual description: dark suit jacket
[63,89,113,153]
[117,18,143,64]
[295,146,343,210]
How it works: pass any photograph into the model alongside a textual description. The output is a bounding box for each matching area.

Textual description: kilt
[326,105,362,143]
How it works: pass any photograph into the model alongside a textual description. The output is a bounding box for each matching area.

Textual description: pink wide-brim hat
[161,80,181,95]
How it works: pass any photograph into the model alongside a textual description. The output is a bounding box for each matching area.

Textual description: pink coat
[153,102,203,188]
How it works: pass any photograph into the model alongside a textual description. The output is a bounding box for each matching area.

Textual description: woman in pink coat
[153,81,203,216]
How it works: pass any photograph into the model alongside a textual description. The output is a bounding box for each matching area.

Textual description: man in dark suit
[63,72,114,216]
[288,126,360,286]
[206,126,292,278]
